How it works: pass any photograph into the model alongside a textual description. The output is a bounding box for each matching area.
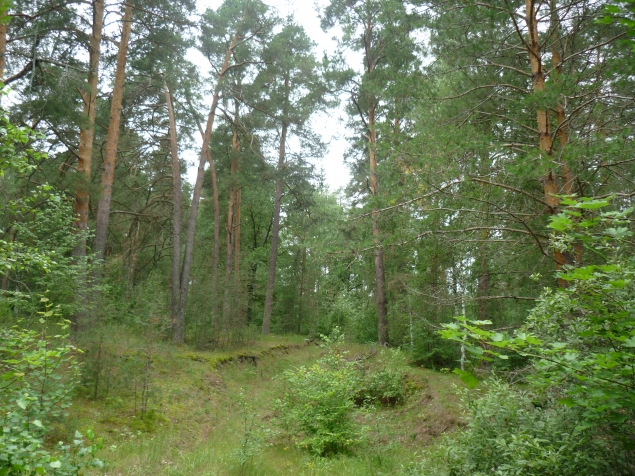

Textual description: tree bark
[93,1,134,261]
[126,219,140,299]
[234,187,241,282]
[246,261,257,324]
[246,211,270,324]
[185,93,221,319]
[262,119,287,334]
[550,0,580,270]
[232,96,242,321]
[298,246,306,334]
[72,0,104,258]
[359,14,389,345]
[210,154,221,316]
[549,0,573,196]
[477,258,490,320]
[477,225,490,320]
[233,181,242,319]
[525,0,567,285]
[263,72,291,334]
[369,103,389,345]
[173,25,242,343]
[163,80,183,341]
[222,119,239,324]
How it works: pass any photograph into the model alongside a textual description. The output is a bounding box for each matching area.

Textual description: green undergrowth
[73,330,464,476]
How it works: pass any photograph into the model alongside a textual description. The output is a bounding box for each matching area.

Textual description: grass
[70,329,464,476]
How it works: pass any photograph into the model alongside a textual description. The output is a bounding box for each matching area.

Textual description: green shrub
[0,301,104,474]
[275,331,412,455]
[411,329,459,369]
[412,380,628,476]
[357,349,408,406]
[441,198,635,455]
[275,329,362,455]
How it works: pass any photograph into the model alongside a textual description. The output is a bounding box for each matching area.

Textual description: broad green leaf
[453,369,479,389]
[608,280,627,288]
[558,398,576,407]
[575,199,610,210]
[623,337,635,348]
[605,227,631,238]
[548,215,573,231]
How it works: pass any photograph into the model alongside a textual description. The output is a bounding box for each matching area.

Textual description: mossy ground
[72,331,464,475]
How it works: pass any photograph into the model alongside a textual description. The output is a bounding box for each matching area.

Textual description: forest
[1,0,634,474]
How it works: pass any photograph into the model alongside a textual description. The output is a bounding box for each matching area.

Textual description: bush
[412,380,629,476]
[411,335,458,369]
[357,349,408,406]
[433,198,635,475]
[0,300,104,474]
[275,329,361,455]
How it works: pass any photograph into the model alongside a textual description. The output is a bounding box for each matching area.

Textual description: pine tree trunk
[210,156,221,317]
[163,80,183,341]
[477,227,490,320]
[126,219,140,298]
[185,93,221,320]
[298,246,306,334]
[233,185,242,320]
[93,1,134,262]
[223,123,239,324]
[368,104,389,345]
[222,188,234,323]
[361,19,389,344]
[73,0,104,258]
[173,27,242,344]
[262,73,292,335]
[70,0,104,331]
[246,211,268,324]
[525,0,568,285]
[477,258,490,320]
[246,262,257,322]
[549,0,573,197]
[234,188,241,281]
[550,2,579,269]
[262,120,287,334]
[232,97,242,320]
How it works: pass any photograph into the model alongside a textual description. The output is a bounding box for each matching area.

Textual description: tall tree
[93,1,134,262]
[258,22,329,334]
[72,0,104,258]
[171,0,273,343]
[222,99,242,324]
[422,0,635,280]
[186,91,222,320]
[321,0,421,344]
[163,77,183,343]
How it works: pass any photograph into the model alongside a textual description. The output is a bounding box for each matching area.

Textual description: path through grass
[75,335,463,475]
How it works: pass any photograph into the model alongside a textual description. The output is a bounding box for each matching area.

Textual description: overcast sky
[187,0,353,192]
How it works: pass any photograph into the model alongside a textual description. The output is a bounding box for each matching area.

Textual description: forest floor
[73,332,465,476]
